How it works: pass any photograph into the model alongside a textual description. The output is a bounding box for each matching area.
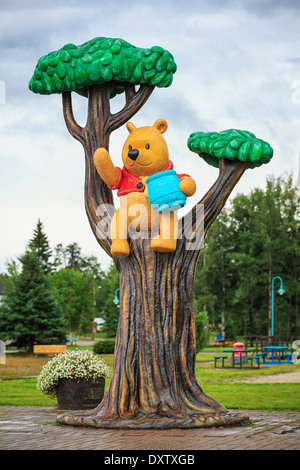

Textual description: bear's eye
[145,143,150,149]
[128,145,132,150]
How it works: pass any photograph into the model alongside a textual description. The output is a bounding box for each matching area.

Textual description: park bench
[254,352,268,365]
[212,355,228,368]
[282,353,292,363]
[247,356,260,369]
[255,352,268,359]
[33,345,67,355]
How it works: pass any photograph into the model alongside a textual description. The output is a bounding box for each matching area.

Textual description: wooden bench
[33,345,67,355]
[212,356,228,368]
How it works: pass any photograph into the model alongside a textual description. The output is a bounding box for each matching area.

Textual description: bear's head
[122,119,169,177]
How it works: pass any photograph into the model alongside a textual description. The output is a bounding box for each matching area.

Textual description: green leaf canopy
[28,37,177,98]
[187,129,273,169]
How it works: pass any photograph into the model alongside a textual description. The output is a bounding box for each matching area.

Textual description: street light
[113,288,120,305]
[271,276,285,337]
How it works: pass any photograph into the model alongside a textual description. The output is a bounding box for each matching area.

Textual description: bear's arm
[179,176,196,197]
[94,148,120,188]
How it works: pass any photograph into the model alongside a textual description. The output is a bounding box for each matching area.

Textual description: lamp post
[113,288,120,305]
[271,276,285,338]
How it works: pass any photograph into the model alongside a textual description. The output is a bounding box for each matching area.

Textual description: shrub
[195,309,209,352]
[93,340,115,354]
[36,349,111,397]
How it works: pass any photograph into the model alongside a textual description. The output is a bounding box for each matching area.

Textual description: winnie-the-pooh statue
[94,119,196,256]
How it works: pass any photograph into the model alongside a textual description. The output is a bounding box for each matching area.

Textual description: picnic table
[221,349,257,369]
[261,346,291,365]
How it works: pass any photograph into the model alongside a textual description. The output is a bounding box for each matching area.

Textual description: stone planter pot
[56,377,105,410]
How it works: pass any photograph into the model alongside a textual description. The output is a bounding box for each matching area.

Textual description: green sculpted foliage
[28,37,177,98]
[187,129,273,169]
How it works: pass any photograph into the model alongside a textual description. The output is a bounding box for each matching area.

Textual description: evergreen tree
[229,189,269,336]
[195,210,236,338]
[53,242,103,275]
[51,268,95,336]
[28,219,53,274]
[0,251,67,352]
[64,243,83,271]
[96,262,119,337]
[195,172,299,340]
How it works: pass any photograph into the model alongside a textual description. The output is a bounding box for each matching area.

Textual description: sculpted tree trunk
[29,37,273,429]
[57,159,254,429]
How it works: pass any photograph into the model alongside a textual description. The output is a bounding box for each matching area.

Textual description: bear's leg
[110,209,130,257]
[150,211,178,253]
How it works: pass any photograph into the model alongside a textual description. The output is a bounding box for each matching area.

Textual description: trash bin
[231,342,247,365]
[214,334,224,346]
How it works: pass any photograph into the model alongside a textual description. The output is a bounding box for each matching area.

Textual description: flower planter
[146,169,187,213]
[56,377,105,410]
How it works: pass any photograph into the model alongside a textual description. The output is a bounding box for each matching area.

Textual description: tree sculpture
[29,37,273,429]
[29,37,176,258]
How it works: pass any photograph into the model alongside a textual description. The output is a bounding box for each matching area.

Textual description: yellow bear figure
[94,119,196,257]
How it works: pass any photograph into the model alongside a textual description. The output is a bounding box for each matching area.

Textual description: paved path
[1,406,299,451]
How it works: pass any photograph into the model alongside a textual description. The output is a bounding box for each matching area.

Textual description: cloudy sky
[0,0,299,273]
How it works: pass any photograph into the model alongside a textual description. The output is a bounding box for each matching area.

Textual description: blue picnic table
[260,346,291,365]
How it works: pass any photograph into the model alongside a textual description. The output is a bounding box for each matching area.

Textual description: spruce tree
[0,251,67,352]
[28,219,53,274]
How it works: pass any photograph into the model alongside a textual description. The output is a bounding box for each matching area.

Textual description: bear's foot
[111,239,130,257]
[150,236,177,253]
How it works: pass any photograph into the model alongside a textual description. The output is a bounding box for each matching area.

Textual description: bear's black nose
[128,149,139,161]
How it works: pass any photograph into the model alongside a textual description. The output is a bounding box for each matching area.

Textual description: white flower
[36,349,111,397]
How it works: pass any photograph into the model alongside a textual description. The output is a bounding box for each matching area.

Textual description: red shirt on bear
[109,161,190,197]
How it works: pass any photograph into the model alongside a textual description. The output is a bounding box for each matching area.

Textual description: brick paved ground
[1,406,300,451]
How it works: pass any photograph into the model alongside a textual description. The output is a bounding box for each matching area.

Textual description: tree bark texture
[58,232,248,428]
[58,84,250,428]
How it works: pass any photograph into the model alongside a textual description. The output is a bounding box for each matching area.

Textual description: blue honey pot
[146,170,187,214]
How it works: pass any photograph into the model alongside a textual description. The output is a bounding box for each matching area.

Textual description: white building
[94,317,105,332]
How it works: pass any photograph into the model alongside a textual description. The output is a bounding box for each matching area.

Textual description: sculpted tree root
[57,410,249,429]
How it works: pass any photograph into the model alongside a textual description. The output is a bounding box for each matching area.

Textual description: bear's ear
[126,122,136,134]
[153,119,168,134]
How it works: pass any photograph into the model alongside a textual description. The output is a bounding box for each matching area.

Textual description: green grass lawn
[194,366,300,411]
[0,378,56,406]
[1,350,299,410]
[1,378,298,410]
[200,383,300,411]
